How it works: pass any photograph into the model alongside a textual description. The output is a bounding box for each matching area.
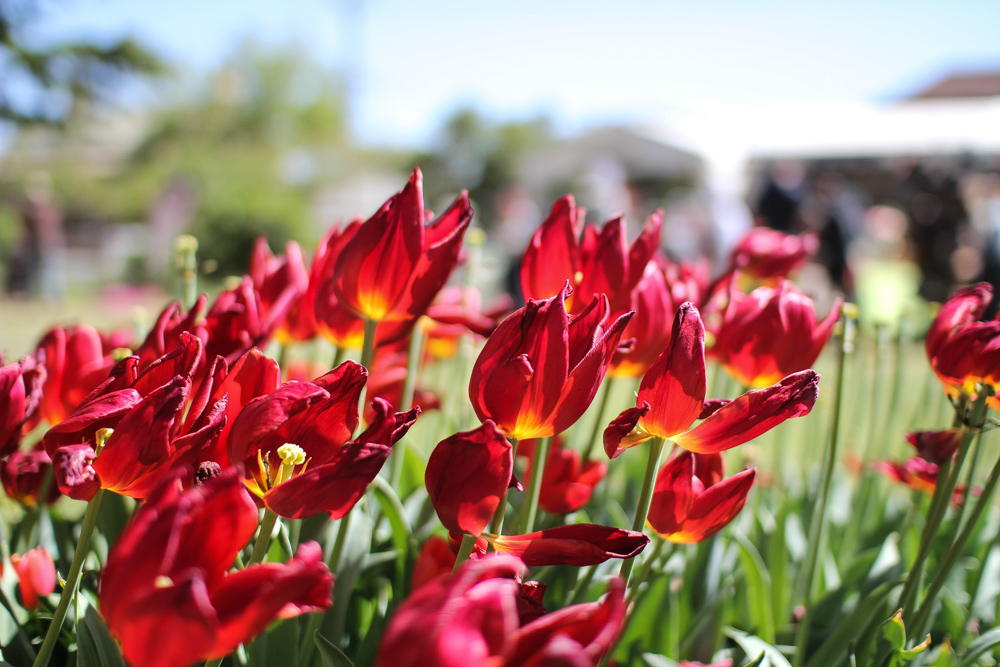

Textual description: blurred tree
[415,107,553,229]
[0,0,164,126]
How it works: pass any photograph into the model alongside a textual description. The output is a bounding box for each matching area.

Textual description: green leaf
[370,475,417,600]
[77,606,127,667]
[248,617,298,667]
[957,627,1000,667]
[736,532,775,644]
[803,579,899,667]
[725,627,792,667]
[641,654,683,667]
[323,502,373,650]
[879,610,906,652]
[314,630,355,667]
[744,653,767,667]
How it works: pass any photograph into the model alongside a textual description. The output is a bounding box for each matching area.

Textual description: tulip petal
[665,468,756,543]
[673,370,819,454]
[647,451,696,537]
[603,402,652,460]
[520,195,584,301]
[491,524,648,566]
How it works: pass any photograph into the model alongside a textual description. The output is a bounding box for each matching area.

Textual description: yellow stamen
[274,443,307,487]
[154,575,173,588]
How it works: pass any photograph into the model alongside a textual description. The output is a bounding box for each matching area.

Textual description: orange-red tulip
[11,547,56,610]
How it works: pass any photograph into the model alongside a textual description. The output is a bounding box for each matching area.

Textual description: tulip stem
[793,310,853,667]
[626,536,669,606]
[32,488,105,667]
[519,436,552,534]
[356,318,378,425]
[248,509,280,566]
[389,322,424,487]
[583,378,613,461]
[332,344,347,368]
[453,533,478,573]
[488,438,519,539]
[329,511,353,572]
[619,437,665,586]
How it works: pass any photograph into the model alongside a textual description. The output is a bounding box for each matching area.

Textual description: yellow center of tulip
[253,443,311,493]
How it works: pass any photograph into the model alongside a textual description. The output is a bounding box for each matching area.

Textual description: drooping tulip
[647,450,756,543]
[605,303,820,459]
[713,281,840,388]
[100,469,333,667]
[470,283,632,441]
[488,524,649,566]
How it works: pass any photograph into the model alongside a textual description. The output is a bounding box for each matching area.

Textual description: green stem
[619,437,666,586]
[793,311,852,667]
[32,488,105,667]
[452,533,478,573]
[332,344,347,368]
[389,322,424,487]
[567,564,598,605]
[357,318,378,422]
[583,378,613,461]
[910,392,993,639]
[488,439,519,539]
[276,342,288,379]
[328,511,353,573]
[519,436,552,534]
[248,509,280,566]
[626,537,669,606]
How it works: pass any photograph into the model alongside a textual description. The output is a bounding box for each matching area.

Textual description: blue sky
[26,0,1000,146]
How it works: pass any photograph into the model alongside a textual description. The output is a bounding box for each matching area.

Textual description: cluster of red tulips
[2,167,882,667]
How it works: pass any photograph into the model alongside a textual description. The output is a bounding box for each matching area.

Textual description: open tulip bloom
[605,302,820,459]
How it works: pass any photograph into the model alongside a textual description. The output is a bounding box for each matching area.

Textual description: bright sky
[27,0,1000,146]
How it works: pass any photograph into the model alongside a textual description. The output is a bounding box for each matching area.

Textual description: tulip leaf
[314,630,355,667]
[641,654,683,667]
[77,606,127,667]
[957,627,1000,667]
[725,628,792,667]
[803,579,900,667]
[370,475,416,600]
[736,532,775,644]
[743,653,767,667]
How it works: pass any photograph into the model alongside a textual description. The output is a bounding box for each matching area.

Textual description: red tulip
[333,168,472,323]
[11,547,56,610]
[100,469,332,667]
[248,237,311,343]
[35,325,116,425]
[1,445,60,506]
[1,354,45,457]
[227,361,418,519]
[135,297,208,370]
[470,283,632,441]
[905,429,961,465]
[378,554,625,667]
[925,283,1000,401]
[874,456,976,506]
[422,286,508,359]
[519,195,662,315]
[647,450,756,543]
[605,303,820,459]
[313,219,367,348]
[412,536,456,590]
[609,260,675,378]
[714,281,840,388]
[519,436,606,514]
[488,524,649,566]
[426,421,513,537]
[727,227,818,282]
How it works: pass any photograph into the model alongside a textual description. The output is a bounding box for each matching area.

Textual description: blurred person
[7,172,66,300]
[754,160,807,233]
[849,205,921,328]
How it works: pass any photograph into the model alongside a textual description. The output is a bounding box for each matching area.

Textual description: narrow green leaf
[641,654,683,667]
[736,532,775,644]
[803,579,899,667]
[725,627,792,667]
[77,606,127,667]
[744,652,767,667]
[880,610,906,652]
[314,630,355,667]
[957,627,1000,667]
[370,476,417,600]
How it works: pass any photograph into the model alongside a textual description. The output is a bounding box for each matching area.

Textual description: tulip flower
[875,457,975,506]
[313,219,368,348]
[487,524,649,566]
[1,445,60,506]
[35,325,116,425]
[647,450,756,543]
[11,547,56,610]
[378,554,625,667]
[713,280,841,388]
[609,260,675,378]
[905,429,961,465]
[248,237,311,343]
[470,283,632,441]
[519,436,606,514]
[605,303,820,459]
[100,469,333,667]
[227,360,418,519]
[412,536,457,590]
[426,421,514,537]
[333,168,472,324]
[134,296,208,370]
[519,195,662,315]
[1,354,45,457]
[925,283,1000,401]
[727,227,818,282]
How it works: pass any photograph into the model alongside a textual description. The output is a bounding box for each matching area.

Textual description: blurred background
[2,0,1000,347]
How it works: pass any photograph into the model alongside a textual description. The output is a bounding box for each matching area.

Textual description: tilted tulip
[1,353,45,457]
[875,456,975,506]
[905,429,961,465]
[378,554,625,667]
[925,283,1000,402]
[227,360,418,519]
[100,469,332,667]
[605,303,820,459]
[248,237,311,343]
[713,280,840,388]
[647,450,756,543]
[11,546,56,610]
[1,444,60,506]
[487,524,649,566]
[470,283,632,441]
[425,421,514,537]
[333,167,472,324]
[727,227,818,283]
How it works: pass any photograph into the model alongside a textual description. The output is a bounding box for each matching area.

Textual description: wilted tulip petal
[489,524,649,566]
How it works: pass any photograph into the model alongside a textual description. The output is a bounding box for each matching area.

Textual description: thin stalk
[357,318,378,421]
[332,344,347,368]
[174,235,198,310]
[389,322,424,486]
[567,564,598,605]
[582,379,613,461]
[626,537,670,606]
[247,509,280,565]
[519,436,552,534]
[488,439,519,538]
[619,437,666,586]
[962,495,1000,640]
[452,533,478,573]
[944,429,985,548]
[911,392,994,639]
[276,342,288,379]
[328,511,353,573]
[793,310,853,667]
[32,488,105,667]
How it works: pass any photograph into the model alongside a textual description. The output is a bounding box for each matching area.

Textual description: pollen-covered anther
[274,443,307,486]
